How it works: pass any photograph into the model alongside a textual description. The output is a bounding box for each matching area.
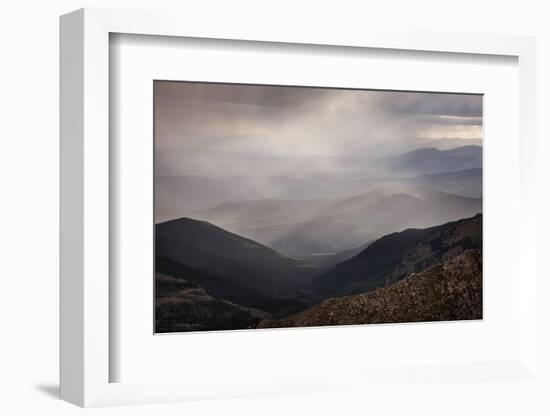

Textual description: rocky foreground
[258,249,482,328]
[155,273,270,333]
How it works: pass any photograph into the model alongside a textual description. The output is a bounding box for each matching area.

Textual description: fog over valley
[155,82,482,257]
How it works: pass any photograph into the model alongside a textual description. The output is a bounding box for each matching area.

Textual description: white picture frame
[60,7,538,408]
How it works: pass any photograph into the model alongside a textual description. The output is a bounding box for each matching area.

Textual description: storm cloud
[154,81,482,178]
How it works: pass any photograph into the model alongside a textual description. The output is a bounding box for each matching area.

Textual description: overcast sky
[154,81,482,176]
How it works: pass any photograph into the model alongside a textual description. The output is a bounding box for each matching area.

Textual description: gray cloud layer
[155,81,482,176]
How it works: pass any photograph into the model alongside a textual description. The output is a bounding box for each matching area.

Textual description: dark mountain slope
[156,217,320,312]
[155,256,285,312]
[259,250,482,328]
[313,214,482,298]
[155,273,269,333]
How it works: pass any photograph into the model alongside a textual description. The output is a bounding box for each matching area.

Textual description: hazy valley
[154,82,484,333]
[155,145,483,332]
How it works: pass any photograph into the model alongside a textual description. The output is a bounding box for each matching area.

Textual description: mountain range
[154,144,483,332]
[190,186,481,257]
[155,213,482,330]
[155,146,482,222]
[380,145,482,175]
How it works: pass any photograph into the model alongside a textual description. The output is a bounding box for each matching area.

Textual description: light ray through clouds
[155,82,482,161]
[154,81,483,210]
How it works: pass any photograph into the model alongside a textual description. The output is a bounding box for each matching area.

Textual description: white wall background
[0,1,548,415]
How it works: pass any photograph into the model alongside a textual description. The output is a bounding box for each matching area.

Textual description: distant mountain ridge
[414,168,481,198]
[191,187,481,257]
[381,145,482,174]
[155,167,482,223]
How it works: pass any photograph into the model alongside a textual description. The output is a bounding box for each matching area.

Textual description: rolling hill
[156,166,482,223]
[191,187,481,257]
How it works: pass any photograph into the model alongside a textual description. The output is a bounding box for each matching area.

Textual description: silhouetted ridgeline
[313,214,482,298]
[155,217,320,315]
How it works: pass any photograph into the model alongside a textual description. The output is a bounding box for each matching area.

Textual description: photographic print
[154,81,482,333]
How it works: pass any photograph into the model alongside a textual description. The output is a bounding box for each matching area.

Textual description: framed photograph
[60,8,539,408]
[153,81,484,333]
